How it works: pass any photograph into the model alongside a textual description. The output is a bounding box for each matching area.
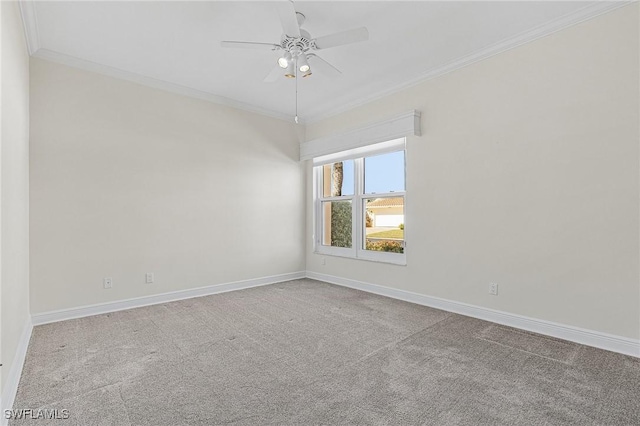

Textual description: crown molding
[304,1,634,124]
[18,1,633,125]
[32,49,296,122]
[18,0,40,55]
[18,0,293,122]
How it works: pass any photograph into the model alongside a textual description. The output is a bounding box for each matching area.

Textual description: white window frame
[313,139,407,265]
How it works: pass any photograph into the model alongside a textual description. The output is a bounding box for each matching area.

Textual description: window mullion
[354,158,364,257]
[315,166,321,247]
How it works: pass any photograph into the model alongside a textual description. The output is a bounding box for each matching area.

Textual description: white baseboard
[24,269,640,362]
[1,318,33,425]
[306,271,640,358]
[32,271,306,326]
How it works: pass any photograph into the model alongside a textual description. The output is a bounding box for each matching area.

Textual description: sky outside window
[365,151,405,194]
[340,160,354,195]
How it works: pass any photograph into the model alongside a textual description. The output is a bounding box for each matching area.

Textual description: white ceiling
[22,1,624,122]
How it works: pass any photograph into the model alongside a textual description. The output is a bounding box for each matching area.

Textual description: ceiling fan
[221,1,369,82]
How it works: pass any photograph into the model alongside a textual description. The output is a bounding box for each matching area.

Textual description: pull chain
[294,56,299,124]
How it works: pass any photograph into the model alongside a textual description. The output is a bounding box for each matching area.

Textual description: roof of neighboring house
[366,197,404,208]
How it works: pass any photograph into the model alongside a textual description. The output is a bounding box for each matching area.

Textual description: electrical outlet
[321,257,326,266]
[489,282,498,296]
[103,277,113,289]
[145,273,154,284]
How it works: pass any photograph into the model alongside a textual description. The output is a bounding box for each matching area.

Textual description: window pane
[364,197,404,253]
[322,160,354,197]
[322,201,352,248]
[364,151,405,194]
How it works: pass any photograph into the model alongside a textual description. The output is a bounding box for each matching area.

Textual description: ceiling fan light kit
[278,51,292,69]
[284,61,296,78]
[221,1,369,121]
[297,53,310,73]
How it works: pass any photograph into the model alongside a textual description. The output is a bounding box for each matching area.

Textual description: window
[314,139,406,264]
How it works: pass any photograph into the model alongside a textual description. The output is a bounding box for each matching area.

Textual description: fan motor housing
[281,29,314,53]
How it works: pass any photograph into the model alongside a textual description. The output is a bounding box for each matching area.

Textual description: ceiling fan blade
[264,63,284,83]
[276,1,301,38]
[313,27,369,50]
[307,54,342,77]
[221,41,281,50]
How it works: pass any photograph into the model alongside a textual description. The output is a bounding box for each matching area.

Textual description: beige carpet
[11,279,640,425]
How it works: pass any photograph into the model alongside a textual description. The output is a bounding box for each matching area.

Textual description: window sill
[314,249,407,266]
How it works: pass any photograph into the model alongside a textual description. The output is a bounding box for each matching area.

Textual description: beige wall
[306,5,640,339]
[30,58,305,314]
[1,1,31,392]
[18,2,640,344]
